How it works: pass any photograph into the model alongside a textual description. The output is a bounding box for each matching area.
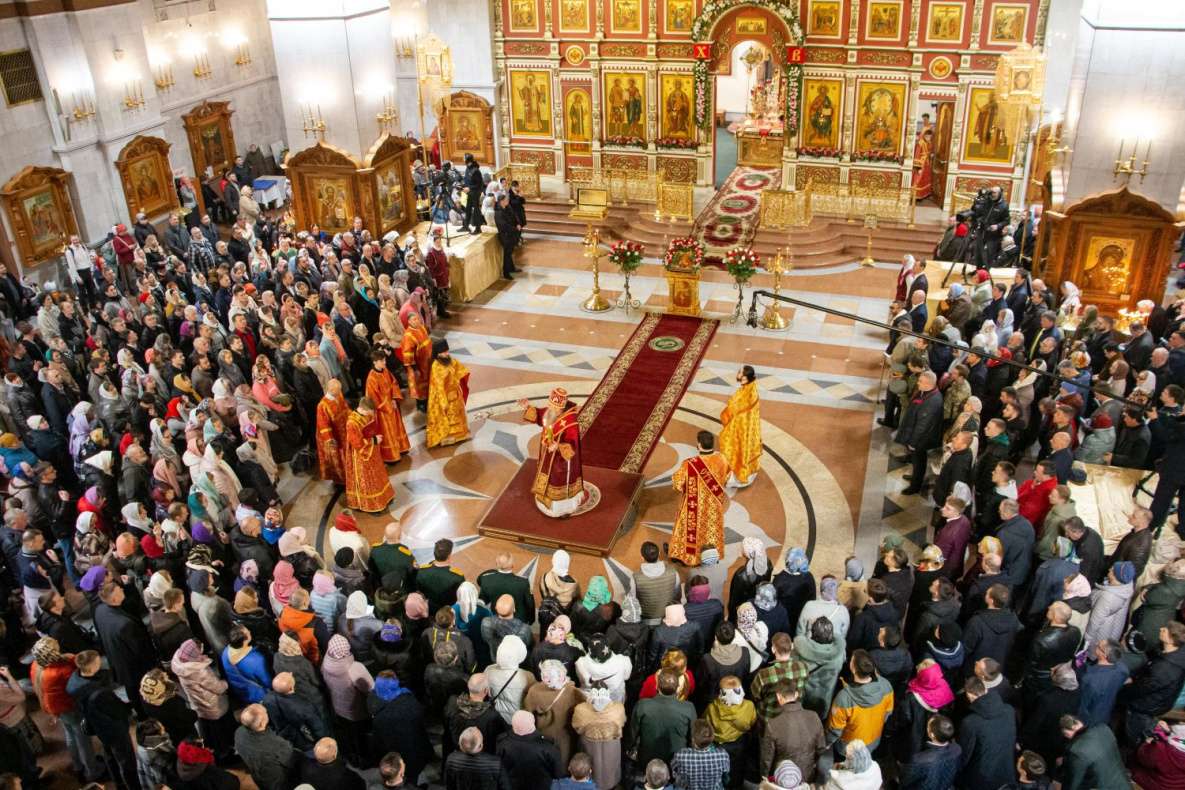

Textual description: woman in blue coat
[220,625,273,704]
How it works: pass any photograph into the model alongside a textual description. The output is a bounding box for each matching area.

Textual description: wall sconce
[193,53,213,79]
[376,92,399,130]
[67,89,96,123]
[124,79,146,111]
[394,34,416,58]
[301,101,326,140]
[1114,138,1151,183]
[155,64,175,91]
[235,43,252,67]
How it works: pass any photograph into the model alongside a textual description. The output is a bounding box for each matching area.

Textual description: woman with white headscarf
[484,634,533,724]
[539,549,581,610]
[199,441,241,513]
[823,739,881,790]
[1059,281,1081,321]
[728,537,771,621]
[895,254,915,302]
[732,602,769,672]
[995,308,1015,347]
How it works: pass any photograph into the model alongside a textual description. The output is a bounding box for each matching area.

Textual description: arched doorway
[689,0,805,187]
[714,40,776,185]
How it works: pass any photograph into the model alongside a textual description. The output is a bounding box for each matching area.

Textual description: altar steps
[524,198,944,269]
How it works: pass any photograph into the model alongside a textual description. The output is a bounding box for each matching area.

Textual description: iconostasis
[495,0,1049,204]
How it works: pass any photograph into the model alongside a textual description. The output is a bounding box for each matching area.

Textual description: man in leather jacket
[978,186,1011,265]
[1021,601,1081,696]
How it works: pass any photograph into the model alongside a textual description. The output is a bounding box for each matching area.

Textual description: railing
[804,180,916,226]
[567,166,660,205]
[759,183,812,229]
[657,181,694,222]
[493,163,541,197]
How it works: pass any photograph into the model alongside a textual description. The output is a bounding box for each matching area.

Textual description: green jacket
[368,542,416,592]
[1133,575,1185,644]
[416,563,465,614]
[627,694,696,768]
[1034,502,1077,563]
[476,569,536,624]
[1063,724,1131,790]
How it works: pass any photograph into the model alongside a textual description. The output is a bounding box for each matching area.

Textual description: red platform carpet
[579,312,719,473]
[693,166,781,263]
[479,312,718,555]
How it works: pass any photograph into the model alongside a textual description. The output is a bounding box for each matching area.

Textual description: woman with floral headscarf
[729,537,772,621]
[524,658,580,765]
[571,681,626,790]
[198,441,241,513]
[170,638,234,758]
[321,634,375,762]
[530,614,581,679]
[139,667,199,747]
[732,602,769,672]
[751,582,790,639]
[703,674,756,789]
[797,575,850,640]
[824,738,881,790]
[772,547,816,633]
[570,575,613,645]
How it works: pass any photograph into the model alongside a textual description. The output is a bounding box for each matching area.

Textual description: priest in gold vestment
[345,397,395,513]
[402,312,432,413]
[366,350,411,463]
[426,340,471,448]
[720,365,762,488]
[517,387,588,517]
[669,431,730,566]
[315,379,349,485]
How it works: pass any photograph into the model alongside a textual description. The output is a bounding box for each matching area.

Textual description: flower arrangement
[724,246,760,282]
[603,135,647,149]
[852,150,904,164]
[797,146,842,159]
[656,138,699,150]
[663,237,705,273]
[607,241,645,273]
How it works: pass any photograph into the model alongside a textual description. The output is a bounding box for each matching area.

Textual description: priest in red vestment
[913,129,934,201]
[401,312,432,413]
[366,349,410,463]
[344,397,395,513]
[668,431,731,566]
[517,387,588,517]
[315,378,349,485]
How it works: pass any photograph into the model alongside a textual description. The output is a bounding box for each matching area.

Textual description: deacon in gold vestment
[426,340,471,448]
[719,365,762,488]
[517,387,587,517]
[401,312,432,412]
[366,350,411,463]
[315,379,349,485]
[669,431,731,566]
[344,397,395,513]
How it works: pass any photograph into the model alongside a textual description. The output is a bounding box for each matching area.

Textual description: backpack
[537,595,565,632]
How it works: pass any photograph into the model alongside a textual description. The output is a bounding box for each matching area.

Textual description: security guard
[368,521,416,593]
[476,552,535,625]
[415,538,465,613]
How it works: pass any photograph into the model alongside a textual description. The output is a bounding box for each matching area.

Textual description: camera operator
[977,186,1011,267]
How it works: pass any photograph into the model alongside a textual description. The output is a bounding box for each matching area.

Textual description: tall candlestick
[1116,138,1124,164]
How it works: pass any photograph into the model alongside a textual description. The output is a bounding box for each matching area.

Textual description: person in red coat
[1132,717,1185,790]
[112,224,139,292]
[426,229,451,319]
[1017,460,1057,533]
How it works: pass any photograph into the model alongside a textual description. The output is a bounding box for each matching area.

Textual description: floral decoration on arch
[690,0,805,135]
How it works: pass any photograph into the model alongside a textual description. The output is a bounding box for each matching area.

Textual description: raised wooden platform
[478,462,645,557]
[524,197,944,269]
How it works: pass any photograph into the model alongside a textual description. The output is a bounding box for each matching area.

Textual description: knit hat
[620,595,642,624]
[79,566,106,593]
[1113,561,1136,584]
[773,760,802,789]
[31,637,61,666]
[845,558,865,581]
[175,639,204,663]
[334,511,359,533]
[334,547,355,569]
[345,590,374,619]
[700,546,719,566]
[379,622,402,643]
[327,634,352,660]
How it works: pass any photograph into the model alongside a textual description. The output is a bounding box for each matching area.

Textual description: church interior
[3,0,1185,785]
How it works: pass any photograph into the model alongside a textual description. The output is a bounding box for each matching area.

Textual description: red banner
[693,43,711,60]
[787,45,805,64]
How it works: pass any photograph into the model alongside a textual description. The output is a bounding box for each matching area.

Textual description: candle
[1145,139,1152,162]
[1116,138,1124,164]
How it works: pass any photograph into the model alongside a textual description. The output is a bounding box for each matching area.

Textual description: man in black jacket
[445,727,512,790]
[1021,602,1080,699]
[1124,621,1185,745]
[264,672,330,751]
[296,737,365,790]
[92,582,156,715]
[230,517,277,581]
[496,711,562,790]
[1147,406,1185,538]
[67,650,138,790]
[958,677,1017,790]
[932,431,974,512]
[1109,407,1151,469]
[119,444,153,511]
[1107,506,1154,578]
[896,371,944,495]
[961,584,1021,675]
[445,674,508,757]
[463,155,485,234]
[494,194,521,280]
[1062,518,1104,587]
[162,213,190,262]
[35,591,96,654]
[978,186,1010,264]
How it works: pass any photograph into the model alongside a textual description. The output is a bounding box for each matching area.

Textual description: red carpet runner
[692,166,781,263]
[578,313,719,474]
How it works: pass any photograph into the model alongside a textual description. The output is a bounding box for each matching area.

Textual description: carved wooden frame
[115,135,179,223]
[283,142,364,237]
[435,91,496,166]
[363,133,417,238]
[1,166,78,267]
[183,101,236,181]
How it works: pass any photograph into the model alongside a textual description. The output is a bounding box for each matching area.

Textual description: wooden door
[930,101,955,208]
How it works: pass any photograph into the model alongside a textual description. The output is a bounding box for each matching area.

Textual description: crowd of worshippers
[888,256,1185,542]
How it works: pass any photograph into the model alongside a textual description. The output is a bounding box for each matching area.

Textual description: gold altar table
[415,222,502,302]
[735,120,784,168]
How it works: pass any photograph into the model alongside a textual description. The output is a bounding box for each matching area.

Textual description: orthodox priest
[366,349,410,463]
[345,397,395,513]
[517,388,587,517]
[426,340,470,448]
[316,378,349,485]
[668,431,730,566]
[720,365,762,488]
[401,311,432,413]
